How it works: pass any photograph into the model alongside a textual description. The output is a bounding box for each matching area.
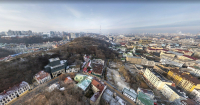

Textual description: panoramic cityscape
[1,2,200,105]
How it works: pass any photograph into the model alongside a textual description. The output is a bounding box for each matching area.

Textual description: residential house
[64,77,73,84]
[0,81,30,105]
[122,88,137,102]
[66,65,80,73]
[90,78,107,105]
[143,68,173,90]
[74,74,86,82]
[167,69,200,93]
[77,76,93,93]
[44,58,67,77]
[146,47,168,53]
[34,71,51,84]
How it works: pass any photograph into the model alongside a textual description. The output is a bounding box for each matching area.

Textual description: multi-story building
[167,69,200,93]
[34,71,51,84]
[0,81,30,105]
[143,68,173,90]
[44,58,67,78]
[161,84,186,102]
[188,66,200,77]
[154,64,179,74]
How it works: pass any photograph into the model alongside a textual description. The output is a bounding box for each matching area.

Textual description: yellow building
[143,68,173,90]
[138,39,152,44]
[167,69,200,93]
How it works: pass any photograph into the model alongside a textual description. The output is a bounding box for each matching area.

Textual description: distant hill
[0,37,118,92]
[0,48,15,58]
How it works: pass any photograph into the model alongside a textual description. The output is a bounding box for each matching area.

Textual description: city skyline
[0,3,200,33]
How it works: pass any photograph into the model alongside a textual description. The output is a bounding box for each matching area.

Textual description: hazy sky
[0,2,200,33]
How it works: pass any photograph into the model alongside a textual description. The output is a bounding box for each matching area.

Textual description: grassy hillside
[0,37,118,92]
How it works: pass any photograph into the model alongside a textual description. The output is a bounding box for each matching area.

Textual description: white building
[66,65,80,73]
[34,71,51,84]
[0,81,30,105]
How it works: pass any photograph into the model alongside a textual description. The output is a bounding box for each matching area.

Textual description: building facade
[34,71,51,84]
[44,58,67,78]
[143,68,173,90]
[0,81,30,105]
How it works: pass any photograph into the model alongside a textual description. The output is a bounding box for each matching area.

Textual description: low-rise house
[64,77,73,84]
[74,74,86,82]
[77,76,93,92]
[122,88,137,102]
[92,59,104,65]
[44,58,67,77]
[66,65,80,73]
[47,83,59,92]
[168,69,200,93]
[0,81,30,105]
[143,68,173,90]
[34,71,51,84]
[90,78,107,105]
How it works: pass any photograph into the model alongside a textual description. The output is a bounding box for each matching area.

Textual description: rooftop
[137,92,154,105]
[170,69,200,85]
[91,78,106,92]
[49,57,60,62]
[92,64,104,75]
[0,81,29,100]
[35,71,50,81]
[151,69,172,83]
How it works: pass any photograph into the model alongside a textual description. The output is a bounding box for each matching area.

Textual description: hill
[0,48,15,58]
[0,37,118,92]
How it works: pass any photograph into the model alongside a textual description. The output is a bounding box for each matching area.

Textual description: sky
[0,2,200,34]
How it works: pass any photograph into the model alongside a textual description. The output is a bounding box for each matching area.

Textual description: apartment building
[143,68,173,90]
[168,69,200,93]
[0,81,30,105]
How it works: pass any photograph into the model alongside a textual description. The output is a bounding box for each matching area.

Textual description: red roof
[64,77,73,83]
[176,49,192,53]
[91,78,105,92]
[183,55,198,60]
[83,67,87,72]
[35,71,50,81]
